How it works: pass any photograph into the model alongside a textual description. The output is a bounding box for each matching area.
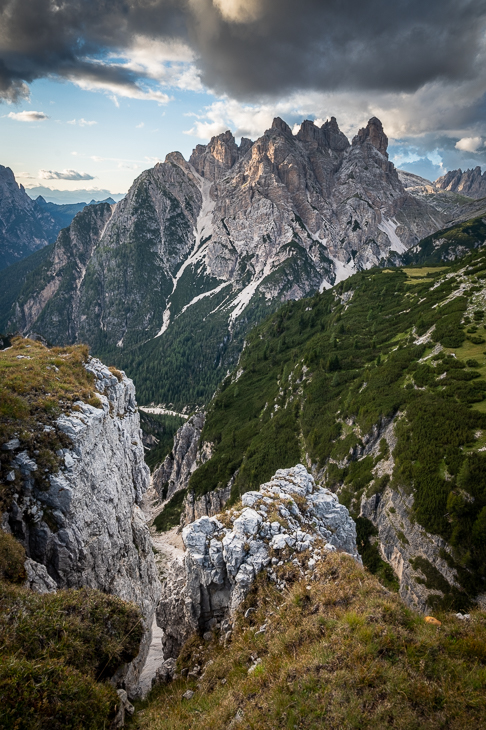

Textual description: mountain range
[3,115,480,410]
[0,165,59,270]
[0,165,115,271]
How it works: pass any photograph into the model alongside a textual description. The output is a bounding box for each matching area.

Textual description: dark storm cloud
[0,0,485,101]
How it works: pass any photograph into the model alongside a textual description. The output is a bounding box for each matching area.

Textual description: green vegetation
[134,552,486,730]
[139,411,186,472]
[0,575,143,729]
[402,215,486,266]
[0,337,103,514]
[153,489,188,532]
[0,530,26,584]
[152,247,486,601]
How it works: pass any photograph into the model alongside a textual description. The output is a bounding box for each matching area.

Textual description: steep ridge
[0,337,160,694]
[0,117,446,409]
[0,166,58,270]
[155,245,486,613]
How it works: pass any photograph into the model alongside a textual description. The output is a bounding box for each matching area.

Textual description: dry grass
[109,366,124,382]
[133,553,486,730]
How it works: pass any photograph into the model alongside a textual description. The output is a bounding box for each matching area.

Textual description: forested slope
[159,245,486,610]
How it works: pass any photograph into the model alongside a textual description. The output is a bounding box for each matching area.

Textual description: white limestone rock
[4,356,161,694]
[156,464,358,658]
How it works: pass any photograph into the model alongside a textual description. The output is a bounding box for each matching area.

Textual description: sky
[1,0,486,203]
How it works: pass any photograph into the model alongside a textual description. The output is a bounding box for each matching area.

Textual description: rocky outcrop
[361,486,463,613]
[156,464,358,659]
[436,167,486,200]
[353,117,389,158]
[152,413,205,502]
[2,357,160,693]
[0,165,58,270]
[355,414,468,613]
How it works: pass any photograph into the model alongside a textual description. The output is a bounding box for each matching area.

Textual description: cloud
[136,122,145,128]
[39,169,95,181]
[7,110,49,122]
[455,136,483,152]
[0,0,485,104]
[67,118,97,126]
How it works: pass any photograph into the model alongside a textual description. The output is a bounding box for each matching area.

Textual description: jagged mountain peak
[435,166,486,199]
[353,116,388,157]
[270,116,293,136]
[189,129,241,181]
[0,165,59,269]
[1,113,448,408]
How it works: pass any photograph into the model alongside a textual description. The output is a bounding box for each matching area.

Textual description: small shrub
[108,366,123,382]
[0,531,26,583]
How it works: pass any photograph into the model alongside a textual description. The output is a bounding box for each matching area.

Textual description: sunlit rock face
[435,166,486,199]
[1,116,448,407]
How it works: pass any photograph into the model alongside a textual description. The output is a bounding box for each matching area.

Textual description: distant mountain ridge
[0,166,59,270]
[436,166,486,199]
[0,116,459,407]
[35,195,116,230]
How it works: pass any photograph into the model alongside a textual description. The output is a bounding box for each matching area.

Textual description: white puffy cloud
[455,136,483,152]
[7,110,49,122]
[39,169,95,181]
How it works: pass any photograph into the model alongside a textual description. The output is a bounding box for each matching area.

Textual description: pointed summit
[353,117,388,157]
[270,117,293,137]
[189,130,239,181]
[321,117,350,152]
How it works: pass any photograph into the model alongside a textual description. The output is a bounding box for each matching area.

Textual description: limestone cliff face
[2,357,160,691]
[11,202,114,340]
[352,416,466,613]
[4,115,445,350]
[1,116,452,408]
[152,413,205,502]
[157,465,359,659]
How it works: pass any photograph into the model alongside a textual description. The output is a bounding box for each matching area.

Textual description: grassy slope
[0,530,143,730]
[157,247,486,606]
[134,552,486,730]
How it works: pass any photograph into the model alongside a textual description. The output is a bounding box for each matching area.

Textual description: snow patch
[330,256,357,286]
[155,164,216,338]
[378,217,406,254]
[178,280,231,317]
